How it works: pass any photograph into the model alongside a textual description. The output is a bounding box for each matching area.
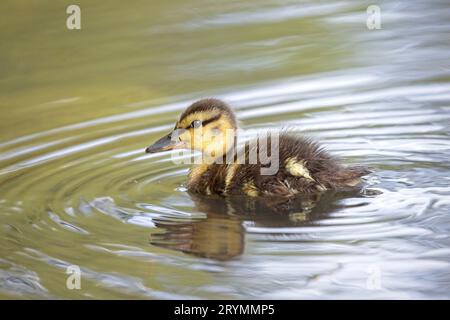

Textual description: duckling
[145,98,370,198]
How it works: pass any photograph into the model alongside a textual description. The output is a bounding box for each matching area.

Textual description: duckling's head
[145,98,237,160]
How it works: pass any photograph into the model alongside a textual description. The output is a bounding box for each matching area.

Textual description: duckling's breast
[187,163,229,195]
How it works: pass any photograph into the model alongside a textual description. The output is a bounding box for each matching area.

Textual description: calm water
[1,0,450,299]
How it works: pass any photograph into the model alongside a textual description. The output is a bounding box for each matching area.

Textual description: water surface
[1,0,450,299]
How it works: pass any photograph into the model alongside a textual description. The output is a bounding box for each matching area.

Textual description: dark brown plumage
[187,133,370,196]
[145,98,370,199]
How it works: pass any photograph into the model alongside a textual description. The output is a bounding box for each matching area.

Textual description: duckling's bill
[145,131,186,153]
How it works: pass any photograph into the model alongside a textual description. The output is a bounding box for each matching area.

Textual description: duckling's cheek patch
[285,158,315,181]
[178,130,191,142]
[242,181,259,197]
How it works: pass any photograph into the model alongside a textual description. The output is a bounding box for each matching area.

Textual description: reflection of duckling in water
[150,189,361,260]
[146,99,370,199]
[151,212,244,261]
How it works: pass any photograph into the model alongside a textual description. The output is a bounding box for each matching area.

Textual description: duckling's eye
[190,120,202,128]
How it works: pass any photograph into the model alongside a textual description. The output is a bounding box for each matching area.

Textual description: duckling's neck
[200,129,237,165]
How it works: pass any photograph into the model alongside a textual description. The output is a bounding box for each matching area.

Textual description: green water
[1,0,450,299]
